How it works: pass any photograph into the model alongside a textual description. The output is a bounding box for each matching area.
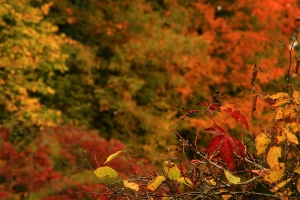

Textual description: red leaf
[203,125,226,135]
[228,137,246,160]
[220,137,236,171]
[232,111,249,131]
[195,101,208,106]
[205,135,225,158]
[208,103,220,112]
[223,108,249,131]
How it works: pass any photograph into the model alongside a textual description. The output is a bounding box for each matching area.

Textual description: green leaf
[177,177,193,188]
[104,150,123,165]
[224,170,240,184]
[94,166,118,178]
[163,161,181,180]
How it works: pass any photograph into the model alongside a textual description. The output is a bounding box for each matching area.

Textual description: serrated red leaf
[205,135,225,158]
[223,108,249,131]
[232,111,249,131]
[203,125,226,135]
[220,137,236,171]
[195,101,208,106]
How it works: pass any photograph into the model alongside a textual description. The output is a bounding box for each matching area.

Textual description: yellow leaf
[266,146,282,170]
[282,104,297,121]
[224,170,240,184]
[46,86,55,95]
[255,132,271,155]
[104,150,123,165]
[271,92,289,100]
[94,166,118,178]
[220,189,232,200]
[274,108,283,120]
[293,90,300,104]
[123,180,139,192]
[205,178,216,186]
[270,178,291,192]
[276,132,286,144]
[274,99,290,107]
[278,188,292,200]
[177,177,193,188]
[147,176,165,191]
[264,169,284,183]
[294,167,300,174]
[283,126,299,144]
[297,178,300,193]
[163,161,181,180]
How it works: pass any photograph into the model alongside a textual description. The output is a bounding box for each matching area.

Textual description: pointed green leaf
[163,161,181,180]
[104,150,123,164]
[94,166,118,178]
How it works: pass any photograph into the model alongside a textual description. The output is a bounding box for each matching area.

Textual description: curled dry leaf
[250,63,258,87]
[252,95,258,115]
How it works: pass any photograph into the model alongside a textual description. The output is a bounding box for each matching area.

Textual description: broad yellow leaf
[266,146,282,170]
[270,178,291,192]
[163,161,181,180]
[293,90,300,104]
[264,169,284,183]
[123,180,139,191]
[177,177,193,188]
[147,176,165,191]
[94,166,118,178]
[283,127,299,144]
[255,132,271,155]
[224,170,240,184]
[104,150,123,164]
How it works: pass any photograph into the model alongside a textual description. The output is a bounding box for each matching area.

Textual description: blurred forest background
[0,0,300,199]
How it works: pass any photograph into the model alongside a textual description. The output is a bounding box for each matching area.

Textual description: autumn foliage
[1,0,300,199]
